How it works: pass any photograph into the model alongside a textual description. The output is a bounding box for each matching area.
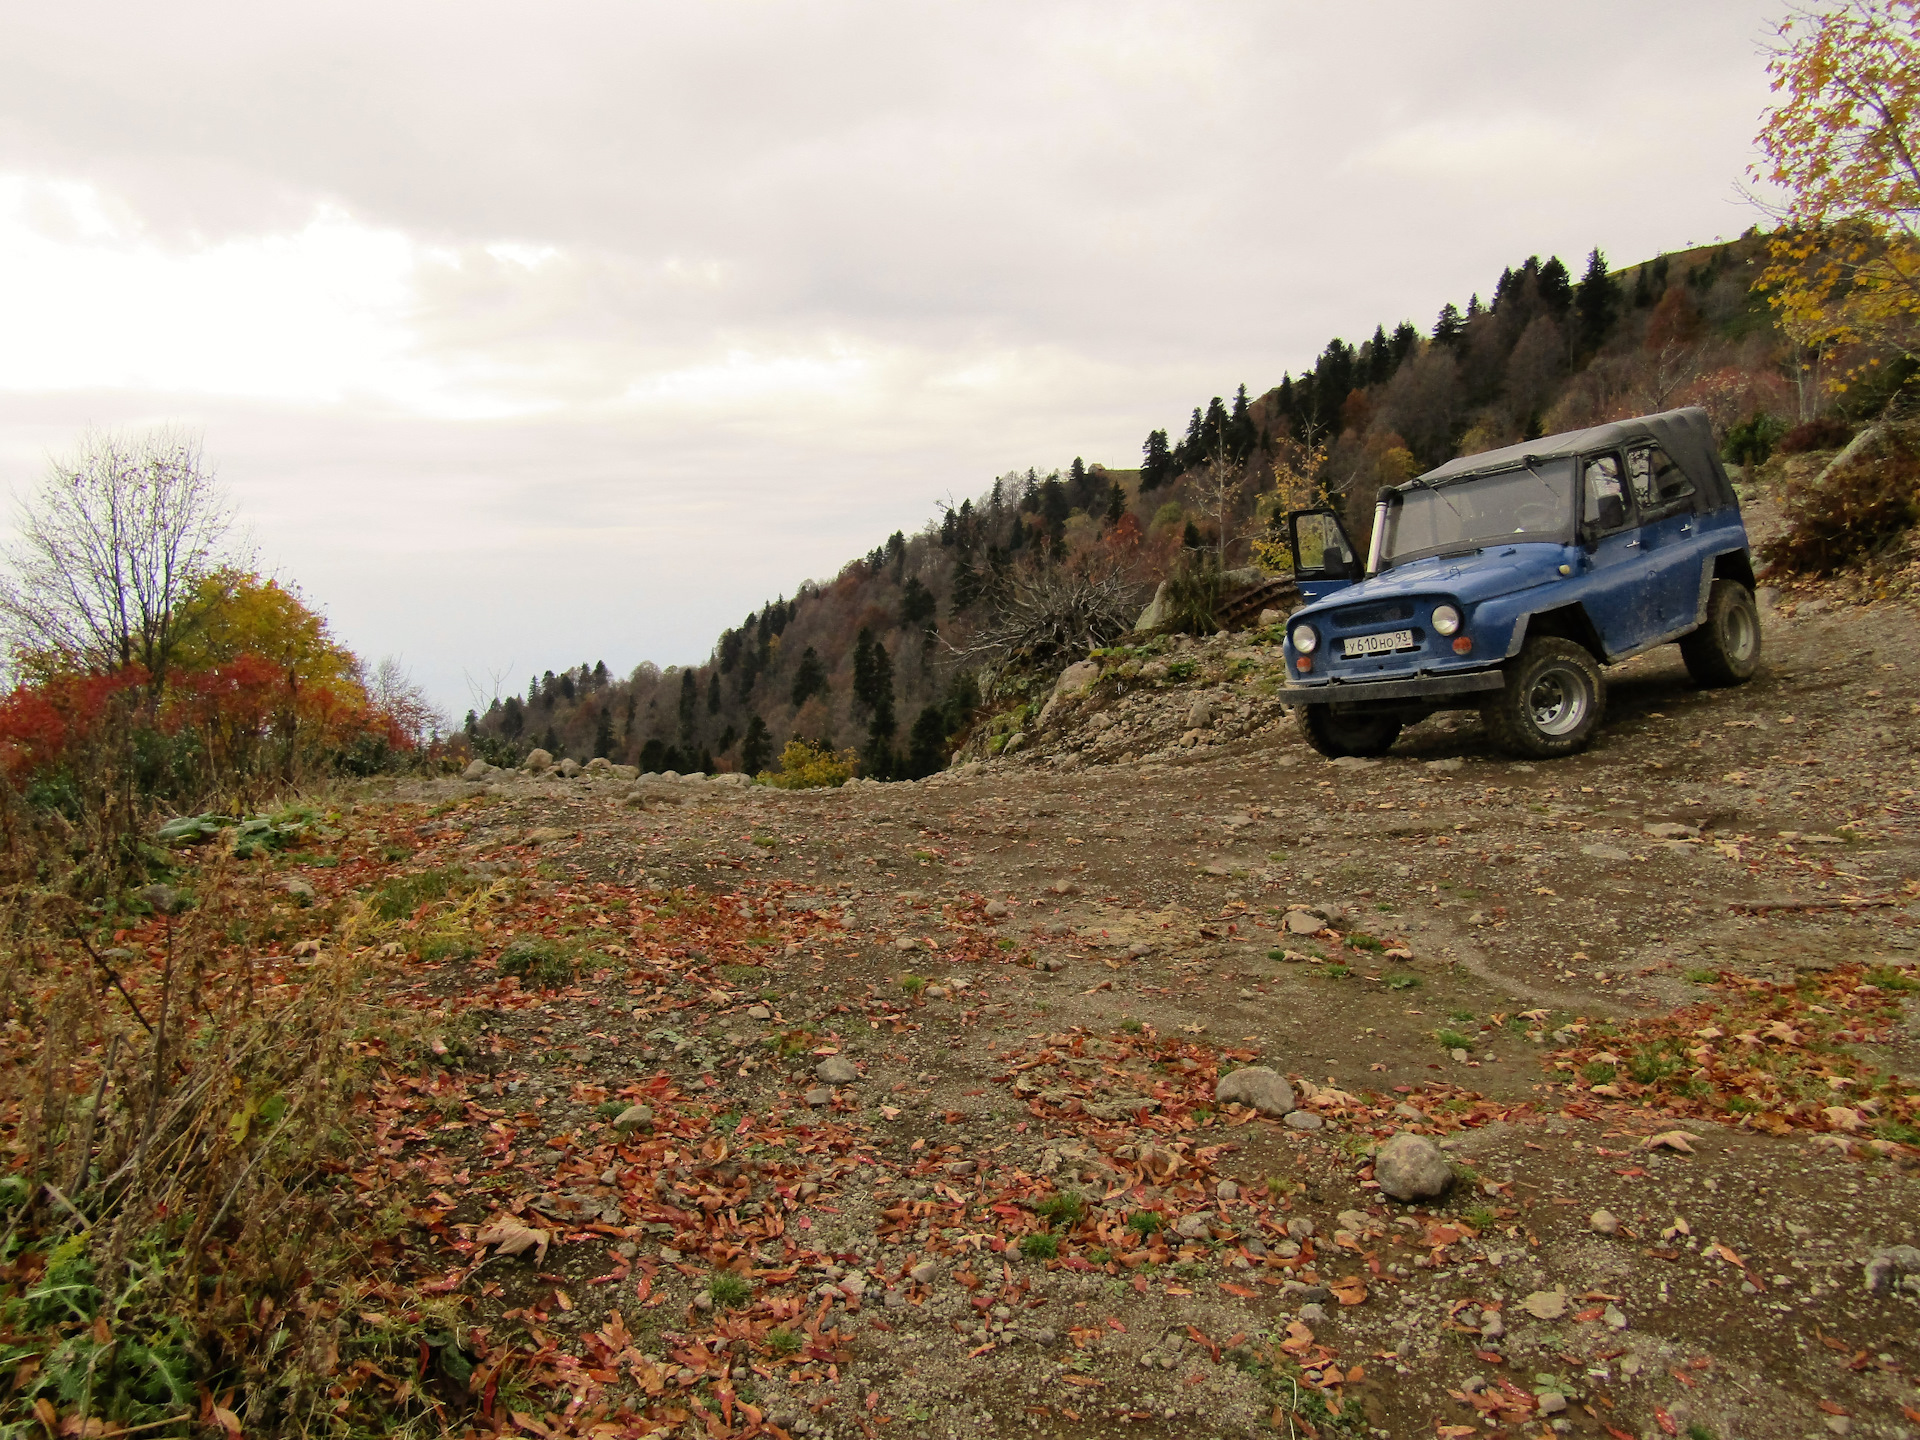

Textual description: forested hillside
[467,231,1905,780]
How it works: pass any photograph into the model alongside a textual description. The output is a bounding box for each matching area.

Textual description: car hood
[1299,543,1575,617]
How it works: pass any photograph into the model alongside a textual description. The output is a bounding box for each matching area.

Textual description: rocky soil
[349,561,1920,1440]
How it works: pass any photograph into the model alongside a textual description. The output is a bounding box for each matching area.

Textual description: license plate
[1343,629,1415,656]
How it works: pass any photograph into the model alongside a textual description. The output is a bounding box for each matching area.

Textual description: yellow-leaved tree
[1755,0,1920,386]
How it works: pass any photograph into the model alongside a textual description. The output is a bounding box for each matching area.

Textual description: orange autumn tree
[1755,0,1920,386]
[166,571,396,780]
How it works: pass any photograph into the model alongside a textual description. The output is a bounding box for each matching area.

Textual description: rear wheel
[1679,579,1760,687]
[1296,704,1403,759]
[1480,638,1605,758]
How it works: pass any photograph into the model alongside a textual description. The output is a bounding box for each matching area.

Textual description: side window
[1627,448,1656,509]
[1293,512,1353,572]
[1582,454,1628,531]
[1653,447,1696,507]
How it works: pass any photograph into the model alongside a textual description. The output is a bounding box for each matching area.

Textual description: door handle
[1623,540,1640,548]
[1678,523,1693,535]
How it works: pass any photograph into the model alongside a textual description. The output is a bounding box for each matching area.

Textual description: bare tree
[369,655,448,746]
[0,429,236,694]
[942,562,1143,699]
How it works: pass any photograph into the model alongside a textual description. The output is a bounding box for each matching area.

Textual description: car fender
[1692,546,1757,625]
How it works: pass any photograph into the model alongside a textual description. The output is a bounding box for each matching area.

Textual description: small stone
[1602,1304,1627,1330]
[893,936,920,952]
[279,875,316,905]
[814,1056,860,1085]
[1214,1066,1295,1116]
[1589,1208,1619,1235]
[1519,1289,1567,1321]
[1297,1303,1329,1323]
[984,900,1009,918]
[1536,1393,1567,1416]
[1284,910,1324,936]
[1175,1214,1210,1240]
[141,883,185,915]
[1643,822,1699,840]
[803,1087,833,1107]
[1580,843,1631,861]
[883,1289,906,1309]
[1187,698,1215,730]
[909,1261,939,1284]
[747,1004,772,1020]
[1215,1180,1239,1202]
[1372,1133,1453,1202]
[1480,1313,1505,1339]
[1284,1110,1324,1131]
[1450,1048,1470,1063]
[1286,1218,1315,1240]
[1464,909,1487,926]
[1864,1245,1920,1295]
[1336,1209,1370,1233]
[945,1160,977,1177]
[612,1104,653,1134]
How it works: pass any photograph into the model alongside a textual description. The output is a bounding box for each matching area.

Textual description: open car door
[1286,509,1363,603]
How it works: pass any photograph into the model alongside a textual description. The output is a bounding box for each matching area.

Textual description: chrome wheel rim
[1528,665,1590,736]
[1724,603,1757,662]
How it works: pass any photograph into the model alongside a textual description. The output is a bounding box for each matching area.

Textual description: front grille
[1330,599,1414,627]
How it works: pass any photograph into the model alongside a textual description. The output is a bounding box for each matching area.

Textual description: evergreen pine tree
[1228,384,1255,459]
[1390,321,1420,367]
[905,705,948,779]
[1433,302,1464,347]
[740,716,772,775]
[1141,429,1173,489]
[791,646,828,708]
[640,737,666,772]
[541,725,558,756]
[592,659,609,688]
[678,668,697,745]
[952,555,980,612]
[1107,480,1126,524]
[1574,247,1621,354]
[464,709,478,738]
[901,577,937,631]
[593,706,615,758]
[1366,325,1392,385]
[852,629,879,712]
[1539,256,1574,317]
[707,670,722,714]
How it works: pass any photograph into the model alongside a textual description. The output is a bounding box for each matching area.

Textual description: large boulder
[461,758,492,781]
[1373,1132,1453,1202]
[557,758,582,778]
[1053,660,1101,700]
[522,748,554,774]
[1213,1066,1295,1117]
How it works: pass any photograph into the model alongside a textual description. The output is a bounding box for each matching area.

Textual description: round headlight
[1290,623,1319,655]
[1431,604,1461,636]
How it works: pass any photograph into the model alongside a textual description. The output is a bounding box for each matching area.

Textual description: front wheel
[1296,704,1403,758]
[1679,579,1761,687]
[1480,638,1605,758]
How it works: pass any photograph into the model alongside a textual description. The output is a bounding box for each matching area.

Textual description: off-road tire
[1678,579,1761,687]
[1480,638,1605,759]
[1295,704,1403,759]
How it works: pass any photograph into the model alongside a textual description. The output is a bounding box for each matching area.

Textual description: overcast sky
[0,1,1784,715]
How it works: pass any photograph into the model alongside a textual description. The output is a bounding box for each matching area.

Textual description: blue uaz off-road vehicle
[1277,406,1760,759]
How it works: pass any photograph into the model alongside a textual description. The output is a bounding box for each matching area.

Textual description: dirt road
[348,583,1920,1440]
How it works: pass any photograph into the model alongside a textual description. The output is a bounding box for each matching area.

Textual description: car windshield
[1380,459,1575,565]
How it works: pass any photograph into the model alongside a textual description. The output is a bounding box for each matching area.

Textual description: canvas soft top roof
[1412,406,1733,510]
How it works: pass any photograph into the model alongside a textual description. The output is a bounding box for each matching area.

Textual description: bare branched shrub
[1759,411,1920,575]
[943,563,1143,699]
[0,859,412,1434]
[1,430,237,694]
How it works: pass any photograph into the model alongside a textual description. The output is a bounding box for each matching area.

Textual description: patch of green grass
[707,1271,752,1309]
[1726,1095,1763,1116]
[1463,1205,1497,1230]
[497,935,577,989]
[1018,1233,1060,1260]
[1036,1193,1085,1227]
[416,929,481,963]
[1346,933,1385,953]
[1447,1008,1476,1024]
[1436,1029,1473,1051]
[595,1100,627,1120]
[1386,973,1420,991]
[900,974,927,996]
[773,1027,817,1058]
[1876,1118,1920,1145]
[1686,1424,1717,1440]
[720,963,765,983]
[370,866,471,921]
[1125,1211,1164,1238]
[1581,1061,1618,1084]
[1867,965,1919,993]
[996,937,1016,950]
[1120,1017,1144,1034]
[751,834,778,849]
[1626,1044,1685,1086]
[1266,947,1289,961]
[1322,964,1351,979]
[1086,1247,1112,1266]
[766,1326,803,1357]
[1684,967,1718,985]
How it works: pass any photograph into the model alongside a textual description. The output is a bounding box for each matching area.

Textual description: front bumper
[1278,668,1505,708]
